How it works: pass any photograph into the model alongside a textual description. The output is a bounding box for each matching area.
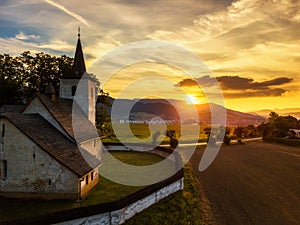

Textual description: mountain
[250,108,300,119]
[195,103,266,126]
[104,98,266,126]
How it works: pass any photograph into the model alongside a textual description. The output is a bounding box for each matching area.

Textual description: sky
[0,0,299,112]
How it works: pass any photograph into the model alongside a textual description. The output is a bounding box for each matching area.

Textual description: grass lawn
[102,123,208,144]
[124,164,203,225]
[0,151,202,224]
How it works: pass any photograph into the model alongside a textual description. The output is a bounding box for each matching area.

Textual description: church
[0,32,102,199]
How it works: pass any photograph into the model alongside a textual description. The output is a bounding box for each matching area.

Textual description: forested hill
[107,98,266,126]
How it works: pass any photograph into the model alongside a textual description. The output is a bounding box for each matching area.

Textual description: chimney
[44,83,56,102]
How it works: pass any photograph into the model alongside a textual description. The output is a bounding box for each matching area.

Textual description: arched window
[72,86,77,96]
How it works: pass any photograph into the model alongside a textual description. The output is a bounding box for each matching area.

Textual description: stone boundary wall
[2,146,184,225]
[57,178,184,225]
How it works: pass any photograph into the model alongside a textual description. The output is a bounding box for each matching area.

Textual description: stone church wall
[0,119,79,197]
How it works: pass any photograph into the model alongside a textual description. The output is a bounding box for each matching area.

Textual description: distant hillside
[196,103,266,126]
[106,98,266,126]
[251,108,300,119]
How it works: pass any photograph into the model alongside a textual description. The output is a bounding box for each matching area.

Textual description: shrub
[223,135,231,145]
[263,136,300,147]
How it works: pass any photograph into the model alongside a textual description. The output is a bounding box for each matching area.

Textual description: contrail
[44,0,90,27]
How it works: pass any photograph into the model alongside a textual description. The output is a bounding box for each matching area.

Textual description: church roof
[24,94,99,143]
[63,31,86,79]
[0,105,24,114]
[1,113,100,177]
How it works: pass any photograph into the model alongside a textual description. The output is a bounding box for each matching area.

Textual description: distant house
[288,129,300,139]
[0,33,101,199]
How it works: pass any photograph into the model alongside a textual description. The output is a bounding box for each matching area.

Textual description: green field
[102,123,209,144]
[125,164,202,225]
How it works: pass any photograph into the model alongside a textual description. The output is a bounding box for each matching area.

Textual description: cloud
[176,75,293,98]
[147,0,300,82]
[44,0,90,27]
[217,76,293,90]
[176,75,218,87]
[15,31,40,40]
[176,78,199,87]
[224,88,287,98]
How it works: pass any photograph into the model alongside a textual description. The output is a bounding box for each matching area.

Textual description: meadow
[102,123,209,144]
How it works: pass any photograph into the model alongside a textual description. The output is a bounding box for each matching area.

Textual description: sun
[186,94,200,104]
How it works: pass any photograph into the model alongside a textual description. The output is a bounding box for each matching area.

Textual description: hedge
[263,136,300,147]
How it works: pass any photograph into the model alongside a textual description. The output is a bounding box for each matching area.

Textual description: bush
[263,136,300,147]
[170,138,179,149]
[223,135,231,145]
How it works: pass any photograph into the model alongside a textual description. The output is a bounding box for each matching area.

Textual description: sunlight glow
[186,94,199,104]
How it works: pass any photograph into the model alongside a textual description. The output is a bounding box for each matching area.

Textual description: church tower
[59,29,97,124]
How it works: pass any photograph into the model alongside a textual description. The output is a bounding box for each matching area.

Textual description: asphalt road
[189,142,300,225]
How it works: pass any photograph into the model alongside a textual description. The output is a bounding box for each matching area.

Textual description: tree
[234,126,244,144]
[0,54,23,105]
[0,51,74,106]
[223,127,231,145]
[259,112,299,138]
[96,89,113,137]
[204,127,212,142]
[166,130,179,149]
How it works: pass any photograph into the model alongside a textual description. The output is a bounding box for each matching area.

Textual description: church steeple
[59,29,97,124]
[68,27,86,79]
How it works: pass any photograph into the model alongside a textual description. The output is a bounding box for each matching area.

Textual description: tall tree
[0,51,74,105]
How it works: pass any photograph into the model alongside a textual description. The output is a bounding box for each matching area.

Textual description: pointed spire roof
[64,28,86,79]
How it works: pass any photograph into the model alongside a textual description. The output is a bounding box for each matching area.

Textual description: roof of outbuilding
[1,113,100,177]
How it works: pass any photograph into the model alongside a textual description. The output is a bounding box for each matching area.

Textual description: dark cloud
[217,76,293,90]
[175,75,219,87]
[176,78,199,87]
[176,75,293,98]
[224,88,287,98]
[217,76,254,90]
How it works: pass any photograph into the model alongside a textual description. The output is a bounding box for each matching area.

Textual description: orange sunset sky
[0,0,299,112]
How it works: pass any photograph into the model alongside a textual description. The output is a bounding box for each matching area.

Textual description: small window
[48,179,52,185]
[94,139,96,148]
[91,172,94,181]
[85,175,89,185]
[71,86,77,96]
[2,124,5,138]
[1,160,7,179]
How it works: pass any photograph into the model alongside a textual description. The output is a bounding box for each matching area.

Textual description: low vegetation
[263,136,300,147]
[125,165,202,225]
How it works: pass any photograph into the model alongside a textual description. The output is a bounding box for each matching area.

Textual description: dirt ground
[189,142,300,225]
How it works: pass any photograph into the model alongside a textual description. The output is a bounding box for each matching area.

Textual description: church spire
[68,27,86,79]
